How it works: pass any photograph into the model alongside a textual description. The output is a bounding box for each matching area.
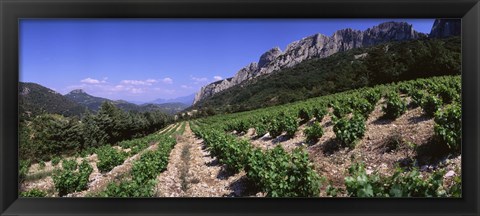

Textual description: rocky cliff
[429,19,461,38]
[193,21,423,104]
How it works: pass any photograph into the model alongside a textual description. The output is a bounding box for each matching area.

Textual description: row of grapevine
[21,122,184,197]
[191,126,321,197]
[98,122,186,197]
[198,75,461,154]
[331,162,461,197]
[191,75,461,197]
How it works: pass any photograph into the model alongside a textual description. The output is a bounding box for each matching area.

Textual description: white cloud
[129,88,144,94]
[213,76,223,81]
[112,85,125,92]
[181,85,193,89]
[161,77,173,84]
[81,78,105,84]
[121,79,153,86]
[191,76,209,84]
[146,79,157,83]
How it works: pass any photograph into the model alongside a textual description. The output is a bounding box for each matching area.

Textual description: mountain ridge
[65,89,187,114]
[193,21,423,104]
[19,82,87,118]
[190,35,461,113]
[19,83,189,118]
[193,19,460,105]
[149,93,195,106]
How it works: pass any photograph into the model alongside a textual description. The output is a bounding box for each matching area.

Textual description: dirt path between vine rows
[155,122,260,197]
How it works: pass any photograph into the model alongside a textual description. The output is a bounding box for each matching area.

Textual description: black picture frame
[1,0,479,215]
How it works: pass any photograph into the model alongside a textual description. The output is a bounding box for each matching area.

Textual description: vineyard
[20,75,461,197]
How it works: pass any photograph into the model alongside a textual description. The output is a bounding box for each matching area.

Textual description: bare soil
[155,122,261,197]
[237,97,461,195]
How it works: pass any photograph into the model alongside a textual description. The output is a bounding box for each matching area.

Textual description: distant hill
[64,89,109,112]
[64,89,184,115]
[150,94,195,106]
[19,82,186,119]
[154,102,189,114]
[19,82,87,118]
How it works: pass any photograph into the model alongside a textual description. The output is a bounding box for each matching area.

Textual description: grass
[25,169,54,181]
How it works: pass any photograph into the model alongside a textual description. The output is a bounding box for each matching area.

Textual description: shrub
[421,94,443,118]
[221,139,253,173]
[282,113,299,138]
[333,114,366,148]
[267,117,283,138]
[96,146,127,173]
[227,120,249,133]
[20,189,47,197]
[345,162,384,197]
[304,122,324,143]
[101,179,156,198]
[244,148,268,187]
[19,160,30,182]
[364,89,381,106]
[61,159,77,171]
[51,157,61,166]
[351,97,375,118]
[387,167,446,197]
[409,90,426,108]
[398,82,413,94]
[298,107,313,124]
[284,148,322,197]
[254,123,268,137]
[448,172,462,198]
[39,160,46,169]
[245,146,321,197]
[131,151,168,183]
[331,101,351,118]
[53,159,93,196]
[434,103,461,152]
[236,120,250,134]
[199,128,321,197]
[267,113,298,138]
[130,136,176,184]
[382,92,407,120]
[436,84,459,104]
[312,106,327,121]
[77,160,93,191]
[344,162,447,197]
[98,134,176,198]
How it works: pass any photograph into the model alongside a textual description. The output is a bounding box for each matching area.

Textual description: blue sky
[20,19,435,102]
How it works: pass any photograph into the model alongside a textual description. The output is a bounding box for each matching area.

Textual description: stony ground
[20,123,181,197]
[236,97,461,195]
[21,97,461,197]
[155,122,261,197]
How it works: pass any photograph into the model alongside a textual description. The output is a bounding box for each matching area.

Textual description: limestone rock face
[193,21,422,104]
[258,47,282,69]
[230,62,258,86]
[429,19,461,38]
[193,78,233,104]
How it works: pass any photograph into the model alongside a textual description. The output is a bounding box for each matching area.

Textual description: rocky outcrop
[230,62,258,86]
[429,19,461,38]
[258,47,282,69]
[193,21,421,104]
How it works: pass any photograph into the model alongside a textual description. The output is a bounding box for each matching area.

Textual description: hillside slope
[191,36,460,113]
[65,89,182,114]
[19,82,87,118]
